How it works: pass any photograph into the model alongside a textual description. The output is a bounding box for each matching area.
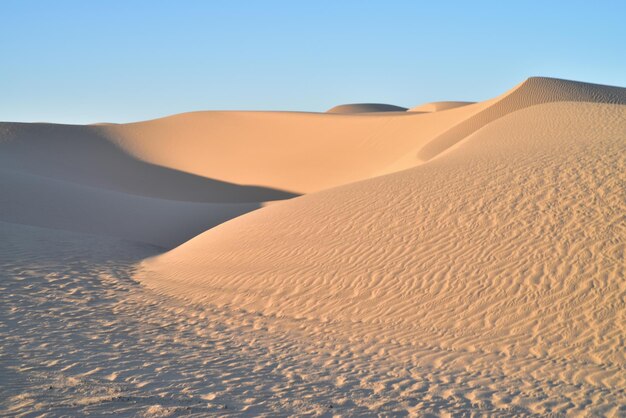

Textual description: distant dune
[2,77,625,415]
[326,103,408,113]
[408,101,475,112]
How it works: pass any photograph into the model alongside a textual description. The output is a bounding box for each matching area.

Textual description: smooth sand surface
[2,77,625,416]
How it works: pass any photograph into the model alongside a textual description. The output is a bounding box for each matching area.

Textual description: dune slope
[97,111,431,193]
[418,77,626,160]
[0,168,259,247]
[0,122,295,203]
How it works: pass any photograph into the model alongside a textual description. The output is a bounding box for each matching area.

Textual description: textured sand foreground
[1,77,625,416]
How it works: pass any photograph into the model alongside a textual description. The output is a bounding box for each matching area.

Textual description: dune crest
[418,76,626,160]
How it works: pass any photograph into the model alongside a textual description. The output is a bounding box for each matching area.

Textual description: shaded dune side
[0,122,290,246]
[326,103,408,113]
[0,123,297,203]
[418,77,626,160]
[0,168,258,248]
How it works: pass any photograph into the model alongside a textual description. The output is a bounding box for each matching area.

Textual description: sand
[326,103,409,113]
[1,77,625,416]
[408,101,475,112]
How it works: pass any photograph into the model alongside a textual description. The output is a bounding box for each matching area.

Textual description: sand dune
[408,101,475,112]
[326,103,408,113]
[0,122,296,203]
[139,92,626,334]
[97,111,426,193]
[137,78,626,414]
[3,77,625,415]
[418,77,626,160]
[0,99,486,245]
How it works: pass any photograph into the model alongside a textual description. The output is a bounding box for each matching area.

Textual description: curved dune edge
[325,103,408,113]
[0,122,298,203]
[418,77,626,160]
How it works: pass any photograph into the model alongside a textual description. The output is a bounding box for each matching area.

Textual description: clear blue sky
[2,1,625,124]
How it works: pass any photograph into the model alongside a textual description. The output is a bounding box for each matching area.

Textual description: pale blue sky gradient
[2,1,625,124]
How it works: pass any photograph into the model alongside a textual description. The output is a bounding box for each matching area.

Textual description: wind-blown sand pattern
[1,77,625,416]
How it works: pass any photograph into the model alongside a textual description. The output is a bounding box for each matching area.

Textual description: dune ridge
[418,76,626,160]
